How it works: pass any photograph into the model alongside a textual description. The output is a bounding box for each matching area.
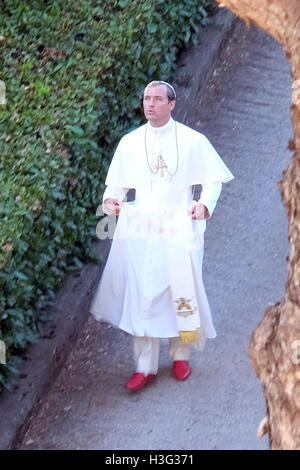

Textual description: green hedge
[0,0,211,392]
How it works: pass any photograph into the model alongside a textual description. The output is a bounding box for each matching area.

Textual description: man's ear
[169,100,176,112]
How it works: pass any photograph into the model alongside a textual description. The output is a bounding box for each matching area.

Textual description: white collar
[147,117,175,135]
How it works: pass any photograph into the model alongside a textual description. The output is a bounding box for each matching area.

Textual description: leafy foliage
[0,0,211,392]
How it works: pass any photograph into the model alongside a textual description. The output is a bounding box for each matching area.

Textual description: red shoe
[125,372,156,390]
[173,361,192,380]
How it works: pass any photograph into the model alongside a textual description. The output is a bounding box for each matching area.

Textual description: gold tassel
[179,330,199,343]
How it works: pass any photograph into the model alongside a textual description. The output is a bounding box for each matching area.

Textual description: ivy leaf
[147,23,158,34]
[69,125,84,136]
[51,190,66,200]
[14,271,28,281]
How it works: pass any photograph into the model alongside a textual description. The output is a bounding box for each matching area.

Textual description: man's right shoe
[125,372,156,390]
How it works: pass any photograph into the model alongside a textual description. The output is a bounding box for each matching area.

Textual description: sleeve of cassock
[197,181,222,219]
[102,186,130,204]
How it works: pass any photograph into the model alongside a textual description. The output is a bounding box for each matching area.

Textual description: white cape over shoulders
[104,119,234,191]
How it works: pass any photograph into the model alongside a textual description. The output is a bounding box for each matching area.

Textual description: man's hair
[145,80,176,102]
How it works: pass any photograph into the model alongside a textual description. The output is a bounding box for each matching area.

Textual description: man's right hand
[102,198,122,216]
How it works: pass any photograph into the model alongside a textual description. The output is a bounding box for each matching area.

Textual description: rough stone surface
[0,8,292,451]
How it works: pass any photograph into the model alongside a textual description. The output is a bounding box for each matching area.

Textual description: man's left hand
[188,202,209,220]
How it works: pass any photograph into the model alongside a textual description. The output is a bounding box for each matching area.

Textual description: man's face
[143,85,175,126]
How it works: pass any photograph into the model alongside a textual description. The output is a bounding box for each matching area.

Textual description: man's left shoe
[173,360,192,380]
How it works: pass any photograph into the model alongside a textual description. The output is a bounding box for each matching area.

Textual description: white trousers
[133,336,191,375]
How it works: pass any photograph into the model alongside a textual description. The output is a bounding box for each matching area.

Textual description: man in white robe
[89,80,234,390]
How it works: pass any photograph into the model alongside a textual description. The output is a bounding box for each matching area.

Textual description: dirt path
[16,18,292,450]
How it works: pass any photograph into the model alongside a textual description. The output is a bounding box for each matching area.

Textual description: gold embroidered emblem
[174,297,197,318]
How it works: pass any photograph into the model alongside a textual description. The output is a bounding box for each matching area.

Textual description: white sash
[164,203,200,333]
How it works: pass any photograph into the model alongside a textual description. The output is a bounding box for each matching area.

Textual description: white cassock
[89,117,234,357]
